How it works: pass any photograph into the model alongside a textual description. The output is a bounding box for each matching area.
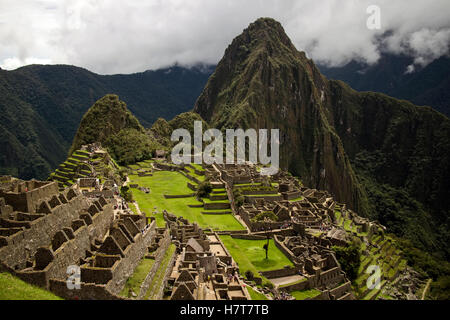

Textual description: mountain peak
[69,94,144,154]
[228,17,300,59]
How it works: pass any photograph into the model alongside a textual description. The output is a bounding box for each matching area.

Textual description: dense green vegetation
[105,128,161,165]
[332,242,361,281]
[69,94,164,166]
[150,111,209,149]
[0,272,62,300]
[319,54,450,117]
[0,64,212,179]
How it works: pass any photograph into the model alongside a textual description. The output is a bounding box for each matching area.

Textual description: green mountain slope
[71,94,161,165]
[193,18,450,258]
[318,54,450,117]
[0,64,212,180]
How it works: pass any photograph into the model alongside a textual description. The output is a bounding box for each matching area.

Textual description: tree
[196,181,212,198]
[332,242,361,281]
[263,235,270,260]
[120,186,133,202]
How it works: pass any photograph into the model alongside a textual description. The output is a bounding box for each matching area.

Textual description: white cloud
[0,0,449,74]
[0,57,53,70]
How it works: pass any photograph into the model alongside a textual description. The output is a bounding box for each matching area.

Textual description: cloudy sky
[0,0,449,74]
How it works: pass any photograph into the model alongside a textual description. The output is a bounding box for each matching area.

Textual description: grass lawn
[247,286,268,300]
[128,202,138,214]
[219,236,293,278]
[120,257,155,297]
[184,166,205,181]
[145,244,176,300]
[290,288,321,300]
[0,272,62,300]
[129,171,244,231]
[190,163,205,172]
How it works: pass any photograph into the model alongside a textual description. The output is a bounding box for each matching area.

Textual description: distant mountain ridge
[318,54,450,117]
[0,64,213,179]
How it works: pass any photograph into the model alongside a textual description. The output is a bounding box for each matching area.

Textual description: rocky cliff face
[194,18,450,257]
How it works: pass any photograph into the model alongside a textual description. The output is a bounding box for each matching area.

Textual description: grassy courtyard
[247,286,268,300]
[219,235,293,279]
[129,171,244,231]
[290,288,321,300]
[0,272,62,300]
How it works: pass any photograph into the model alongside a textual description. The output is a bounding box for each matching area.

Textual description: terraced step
[67,157,81,165]
[201,210,232,215]
[71,154,89,161]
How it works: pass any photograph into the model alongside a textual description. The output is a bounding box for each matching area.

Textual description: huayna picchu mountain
[193,18,450,259]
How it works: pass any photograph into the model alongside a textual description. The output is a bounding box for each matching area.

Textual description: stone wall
[138,228,171,299]
[49,279,126,300]
[0,181,59,213]
[245,195,283,203]
[260,266,298,279]
[105,221,157,295]
[204,202,230,210]
[0,192,88,270]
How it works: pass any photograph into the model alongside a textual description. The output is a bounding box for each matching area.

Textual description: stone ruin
[77,178,118,199]
[164,213,249,300]
[272,234,355,300]
[0,175,162,300]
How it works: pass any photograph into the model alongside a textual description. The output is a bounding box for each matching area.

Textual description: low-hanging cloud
[0,0,449,74]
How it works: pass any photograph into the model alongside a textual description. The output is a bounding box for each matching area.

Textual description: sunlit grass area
[129,171,244,230]
[290,288,321,300]
[0,272,62,300]
[219,236,293,277]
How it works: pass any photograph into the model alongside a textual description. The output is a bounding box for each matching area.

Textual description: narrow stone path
[421,279,432,300]
[133,201,143,215]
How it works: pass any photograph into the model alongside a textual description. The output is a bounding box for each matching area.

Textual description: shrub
[245,270,254,281]
[263,281,274,289]
[120,186,133,202]
[332,242,361,281]
[196,181,212,198]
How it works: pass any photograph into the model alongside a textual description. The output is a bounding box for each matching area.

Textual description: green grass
[128,202,138,214]
[129,171,244,230]
[184,166,206,181]
[145,244,176,300]
[219,236,293,279]
[247,286,268,300]
[290,288,321,300]
[344,220,352,232]
[279,277,307,288]
[120,258,155,297]
[190,163,205,172]
[202,197,230,204]
[0,272,62,300]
